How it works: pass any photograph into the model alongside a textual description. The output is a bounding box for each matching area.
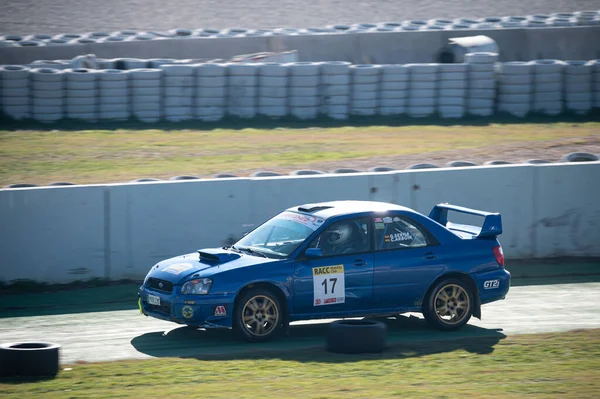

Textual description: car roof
[287,200,415,219]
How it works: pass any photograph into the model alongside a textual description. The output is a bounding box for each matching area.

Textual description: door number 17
[321,278,337,294]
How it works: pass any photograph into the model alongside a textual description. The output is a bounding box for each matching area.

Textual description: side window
[374,215,430,251]
[308,217,371,257]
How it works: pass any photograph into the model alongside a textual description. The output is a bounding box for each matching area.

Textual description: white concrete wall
[0,162,598,283]
[1,26,599,65]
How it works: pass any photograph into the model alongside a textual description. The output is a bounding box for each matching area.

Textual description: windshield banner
[279,212,325,231]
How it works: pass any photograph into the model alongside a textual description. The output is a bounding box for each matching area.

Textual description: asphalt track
[1,281,599,364]
[1,0,599,36]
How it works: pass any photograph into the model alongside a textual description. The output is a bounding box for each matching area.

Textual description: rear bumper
[138,285,235,328]
[473,268,511,304]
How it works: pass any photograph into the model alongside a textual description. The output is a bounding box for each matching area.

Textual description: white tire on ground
[380,81,408,91]
[407,105,435,117]
[161,65,195,76]
[30,68,64,82]
[291,87,319,97]
[1,78,28,88]
[287,62,320,76]
[0,65,30,80]
[164,86,193,97]
[534,73,562,84]
[499,84,531,94]
[64,68,98,82]
[99,70,129,81]
[259,76,287,87]
[197,86,227,98]
[379,98,406,107]
[129,69,161,80]
[197,76,226,87]
[32,89,62,99]
[439,80,467,90]
[164,97,194,107]
[31,81,63,91]
[322,95,349,105]
[322,85,350,96]
[131,79,161,88]
[196,97,226,107]
[410,81,436,90]
[259,86,287,98]
[66,81,96,90]
[438,97,465,106]
[289,96,320,107]
[321,61,351,75]
[259,63,288,77]
[227,63,259,76]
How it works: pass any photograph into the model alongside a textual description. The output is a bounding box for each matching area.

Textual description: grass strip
[1,329,598,398]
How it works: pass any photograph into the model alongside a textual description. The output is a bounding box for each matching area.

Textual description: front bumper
[138,285,235,328]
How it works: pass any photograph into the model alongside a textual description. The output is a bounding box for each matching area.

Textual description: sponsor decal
[163,263,194,275]
[388,232,413,242]
[184,300,196,305]
[484,280,500,289]
[313,265,345,306]
[182,305,194,319]
[374,217,383,223]
[383,217,393,224]
[214,305,227,316]
[375,222,385,229]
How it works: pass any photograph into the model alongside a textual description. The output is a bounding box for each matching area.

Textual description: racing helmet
[325,222,354,246]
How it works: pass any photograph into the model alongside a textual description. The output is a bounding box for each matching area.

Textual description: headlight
[181,278,212,295]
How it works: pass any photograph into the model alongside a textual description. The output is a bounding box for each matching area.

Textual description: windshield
[234,211,325,257]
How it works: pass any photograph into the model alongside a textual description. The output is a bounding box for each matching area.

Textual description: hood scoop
[198,247,242,264]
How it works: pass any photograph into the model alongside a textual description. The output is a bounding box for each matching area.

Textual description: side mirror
[304,248,323,258]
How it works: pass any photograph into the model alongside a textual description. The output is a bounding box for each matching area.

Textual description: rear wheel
[423,278,473,331]
[234,289,282,342]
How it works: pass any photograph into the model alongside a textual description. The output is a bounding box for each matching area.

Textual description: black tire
[326,319,387,354]
[233,289,283,343]
[0,342,60,378]
[423,278,473,331]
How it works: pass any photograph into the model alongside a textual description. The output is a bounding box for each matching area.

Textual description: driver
[323,222,357,255]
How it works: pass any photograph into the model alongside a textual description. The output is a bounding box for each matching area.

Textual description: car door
[372,213,445,309]
[293,217,374,316]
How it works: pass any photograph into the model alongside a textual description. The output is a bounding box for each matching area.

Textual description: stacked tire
[196,63,227,122]
[98,69,130,121]
[0,65,30,120]
[378,64,408,116]
[437,63,468,118]
[227,63,258,119]
[350,64,380,116]
[288,62,321,120]
[258,63,288,118]
[130,68,162,123]
[161,65,195,122]
[320,61,351,120]
[496,61,533,118]
[31,68,64,123]
[564,60,593,115]
[465,52,497,117]
[65,68,98,121]
[407,64,437,118]
[593,60,600,109]
[532,60,564,116]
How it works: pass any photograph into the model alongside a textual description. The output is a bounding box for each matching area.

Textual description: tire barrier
[0,65,30,120]
[65,68,98,121]
[0,342,61,378]
[258,63,288,118]
[321,61,351,120]
[130,68,161,123]
[594,60,600,109]
[289,62,320,120]
[31,68,64,122]
[532,60,564,116]
[465,52,497,117]
[438,63,467,118]
[196,63,227,122]
[98,69,130,121]
[564,61,593,115]
[379,64,408,116]
[559,152,599,162]
[496,61,534,118]
[161,64,195,122]
[4,55,600,124]
[407,63,437,118]
[325,320,387,354]
[3,11,598,50]
[227,63,258,119]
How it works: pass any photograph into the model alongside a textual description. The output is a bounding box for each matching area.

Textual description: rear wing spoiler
[428,203,502,238]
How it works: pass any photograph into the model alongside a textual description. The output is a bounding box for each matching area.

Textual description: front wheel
[234,289,283,342]
[423,278,473,331]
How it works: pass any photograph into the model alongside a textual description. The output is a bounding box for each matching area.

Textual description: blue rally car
[139,200,510,342]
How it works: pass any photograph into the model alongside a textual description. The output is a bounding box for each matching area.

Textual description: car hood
[147,247,277,284]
